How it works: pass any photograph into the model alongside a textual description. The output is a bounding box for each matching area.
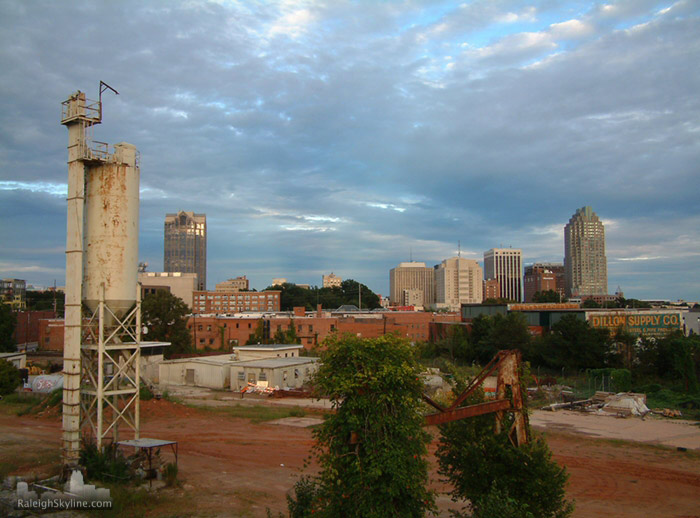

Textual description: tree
[0,359,21,395]
[436,383,573,518]
[273,320,301,344]
[246,319,269,345]
[532,290,565,303]
[581,299,601,308]
[265,281,381,311]
[529,314,611,370]
[26,290,65,313]
[0,304,17,353]
[469,313,531,364]
[141,291,193,358]
[309,334,435,517]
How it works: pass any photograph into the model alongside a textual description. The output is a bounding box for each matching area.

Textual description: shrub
[163,462,178,487]
[139,384,154,401]
[0,359,20,395]
[80,440,132,483]
[310,334,435,517]
[287,476,319,518]
[437,385,573,518]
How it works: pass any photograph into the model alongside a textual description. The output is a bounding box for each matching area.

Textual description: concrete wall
[159,359,231,389]
[230,361,318,391]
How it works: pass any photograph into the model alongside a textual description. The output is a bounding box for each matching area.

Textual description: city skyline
[1,1,698,300]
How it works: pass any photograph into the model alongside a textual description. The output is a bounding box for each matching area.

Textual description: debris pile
[541,391,654,417]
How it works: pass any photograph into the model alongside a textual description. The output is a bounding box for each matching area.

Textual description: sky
[0,0,699,301]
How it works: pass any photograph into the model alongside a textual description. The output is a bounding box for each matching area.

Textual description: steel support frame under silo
[80,285,141,446]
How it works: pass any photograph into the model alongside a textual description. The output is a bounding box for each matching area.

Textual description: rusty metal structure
[61,84,142,468]
[423,350,530,447]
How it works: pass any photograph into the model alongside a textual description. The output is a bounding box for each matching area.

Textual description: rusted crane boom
[423,349,530,447]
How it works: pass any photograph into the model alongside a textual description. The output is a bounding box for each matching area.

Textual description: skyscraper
[389,262,434,307]
[434,257,483,310]
[483,248,522,302]
[564,206,607,297]
[164,211,207,291]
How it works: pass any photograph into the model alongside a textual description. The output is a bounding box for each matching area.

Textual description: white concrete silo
[82,142,140,321]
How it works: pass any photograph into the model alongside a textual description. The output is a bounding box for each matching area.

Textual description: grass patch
[646,389,700,420]
[194,403,310,423]
[0,391,55,416]
[0,446,61,480]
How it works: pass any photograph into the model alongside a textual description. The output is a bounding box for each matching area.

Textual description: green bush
[80,440,132,483]
[611,369,632,392]
[287,476,319,518]
[139,384,154,401]
[0,359,20,395]
[163,462,178,487]
[437,384,573,518]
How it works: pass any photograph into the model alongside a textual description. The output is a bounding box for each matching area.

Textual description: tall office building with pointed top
[164,211,207,291]
[564,206,607,298]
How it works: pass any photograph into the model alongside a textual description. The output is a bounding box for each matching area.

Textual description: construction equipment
[423,349,530,447]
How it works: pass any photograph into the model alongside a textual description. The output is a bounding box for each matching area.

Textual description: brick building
[192,290,281,314]
[13,310,57,346]
[188,310,461,351]
[523,263,565,302]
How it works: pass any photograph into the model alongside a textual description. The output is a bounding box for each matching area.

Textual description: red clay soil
[1,400,699,518]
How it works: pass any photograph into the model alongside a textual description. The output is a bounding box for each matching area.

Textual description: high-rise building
[322,273,342,289]
[164,211,207,291]
[389,262,434,307]
[523,263,565,302]
[564,206,607,297]
[434,257,483,310]
[483,248,522,302]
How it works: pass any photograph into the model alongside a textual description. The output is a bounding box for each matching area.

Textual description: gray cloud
[0,0,698,300]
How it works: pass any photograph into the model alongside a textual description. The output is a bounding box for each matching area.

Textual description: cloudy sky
[1,0,698,300]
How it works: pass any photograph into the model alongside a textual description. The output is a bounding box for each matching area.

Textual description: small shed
[159,354,237,389]
[230,357,319,391]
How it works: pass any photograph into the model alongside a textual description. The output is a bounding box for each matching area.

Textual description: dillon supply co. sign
[588,312,682,338]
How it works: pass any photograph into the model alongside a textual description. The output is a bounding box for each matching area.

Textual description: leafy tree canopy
[532,290,566,303]
[26,290,65,313]
[309,334,435,517]
[0,304,17,353]
[141,291,192,358]
[437,381,573,518]
[529,314,611,370]
[265,280,380,311]
[0,359,21,395]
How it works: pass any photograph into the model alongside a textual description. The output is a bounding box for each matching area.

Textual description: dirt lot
[1,398,699,518]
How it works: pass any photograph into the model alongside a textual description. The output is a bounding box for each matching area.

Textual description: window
[207,325,212,331]
[308,325,313,332]
[198,325,203,331]
[294,369,300,379]
[259,372,267,381]
[209,338,214,345]
[237,372,245,380]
